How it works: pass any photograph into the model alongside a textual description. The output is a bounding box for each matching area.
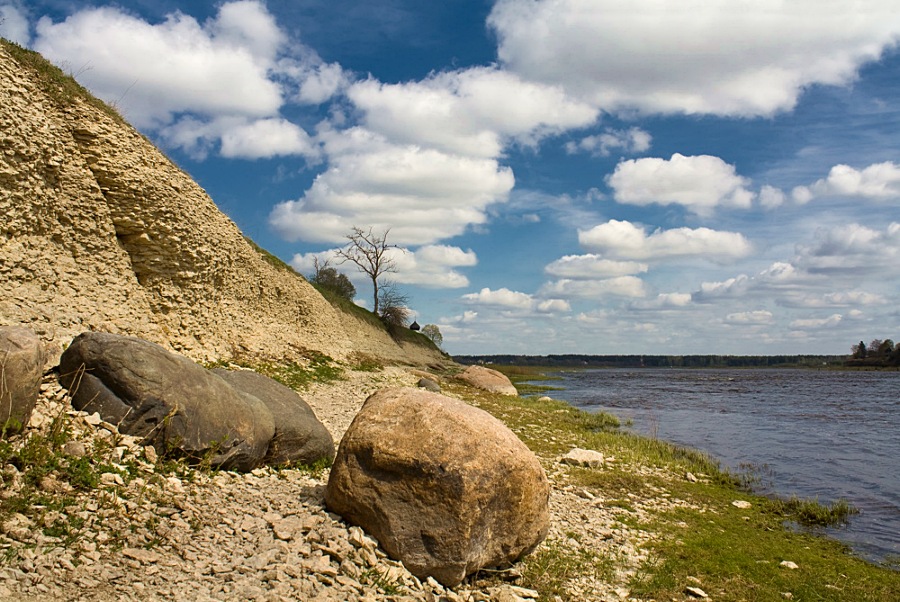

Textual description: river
[545,368,899,564]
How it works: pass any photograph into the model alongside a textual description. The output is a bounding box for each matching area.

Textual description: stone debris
[732,500,752,509]
[0,369,700,601]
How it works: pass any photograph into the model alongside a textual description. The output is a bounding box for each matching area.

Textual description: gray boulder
[325,387,549,587]
[416,377,441,393]
[58,332,274,471]
[213,368,334,466]
[0,326,46,434]
[456,365,518,396]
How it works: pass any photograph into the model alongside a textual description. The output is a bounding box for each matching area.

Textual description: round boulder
[456,365,518,396]
[212,368,334,466]
[58,332,274,471]
[325,387,549,587]
[0,326,46,434]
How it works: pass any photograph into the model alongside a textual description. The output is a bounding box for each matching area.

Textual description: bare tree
[378,282,411,331]
[334,227,402,314]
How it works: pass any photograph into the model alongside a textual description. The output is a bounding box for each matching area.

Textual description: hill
[0,40,445,368]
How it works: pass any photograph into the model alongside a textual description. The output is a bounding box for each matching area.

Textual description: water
[546,368,900,564]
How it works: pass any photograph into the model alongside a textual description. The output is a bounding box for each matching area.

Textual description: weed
[765,495,859,527]
[360,568,404,595]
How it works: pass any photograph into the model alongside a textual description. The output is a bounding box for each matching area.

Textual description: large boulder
[457,365,518,396]
[212,368,334,466]
[0,326,46,434]
[325,387,549,587]
[58,332,274,471]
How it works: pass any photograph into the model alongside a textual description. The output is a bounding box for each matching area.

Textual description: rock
[732,500,752,509]
[560,448,606,468]
[685,472,698,482]
[0,326,46,434]
[456,365,518,396]
[213,368,334,466]
[685,585,709,598]
[58,332,274,471]
[780,560,799,570]
[325,387,549,587]
[416,377,441,393]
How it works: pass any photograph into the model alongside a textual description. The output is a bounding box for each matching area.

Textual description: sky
[3,1,900,356]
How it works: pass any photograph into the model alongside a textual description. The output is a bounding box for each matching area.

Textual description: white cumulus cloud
[539,276,648,299]
[269,128,515,245]
[578,220,752,262]
[544,255,648,279]
[33,2,285,128]
[793,162,900,202]
[347,67,598,158]
[488,0,900,117]
[607,154,755,215]
[565,127,651,157]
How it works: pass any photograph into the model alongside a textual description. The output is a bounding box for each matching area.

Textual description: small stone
[780,560,799,570]
[122,548,161,564]
[84,412,102,426]
[560,448,605,468]
[731,500,752,509]
[62,441,88,457]
[685,472,698,482]
[685,585,709,598]
[781,593,794,599]
[143,445,158,463]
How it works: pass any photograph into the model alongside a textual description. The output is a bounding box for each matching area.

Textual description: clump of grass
[766,495,859,527]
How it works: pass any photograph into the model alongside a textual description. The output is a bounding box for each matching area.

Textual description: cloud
[462,287,534,310]
[759,185,786,209]
[390,245,478,288]
[488,0,900,117]
[630,292,693,310]
[462,287,570,313]
[269,127,515,245]
[219,118,319,159]
[793,161,900,202]
[795,222,900,273]
[607,154,755,214]
[347,67,598,158]
[33,2,285,129]
[725,310,774,325]
[544,255,648,279]
[578,219,753,262]
[565,127,651,157]
[0,4,29,45]
[789,314,843,329]
[539,276,648,299]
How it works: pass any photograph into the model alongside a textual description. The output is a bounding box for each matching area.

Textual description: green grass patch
[630,479,897,601]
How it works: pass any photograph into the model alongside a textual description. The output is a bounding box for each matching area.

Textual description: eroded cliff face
[0,43,441,367]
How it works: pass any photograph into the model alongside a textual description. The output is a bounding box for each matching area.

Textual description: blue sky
[3,1,900,356]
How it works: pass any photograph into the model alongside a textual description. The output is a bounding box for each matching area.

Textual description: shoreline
[1,363,897,601]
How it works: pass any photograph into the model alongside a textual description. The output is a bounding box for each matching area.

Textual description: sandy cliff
[0,41,443,367]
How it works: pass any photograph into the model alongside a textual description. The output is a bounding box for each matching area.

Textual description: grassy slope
[448,367,899,601]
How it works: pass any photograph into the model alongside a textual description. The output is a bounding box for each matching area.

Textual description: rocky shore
[0,367,688,602]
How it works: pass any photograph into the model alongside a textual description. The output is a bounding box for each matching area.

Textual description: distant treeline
[453,354,846,369]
